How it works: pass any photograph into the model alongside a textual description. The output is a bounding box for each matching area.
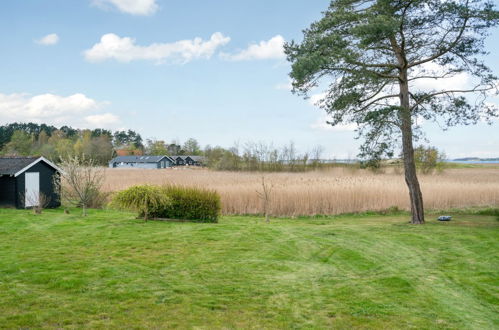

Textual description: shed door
[25,172,40,207]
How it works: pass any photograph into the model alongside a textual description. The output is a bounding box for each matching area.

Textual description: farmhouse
[109,155,205,168]
[0,157,61,209]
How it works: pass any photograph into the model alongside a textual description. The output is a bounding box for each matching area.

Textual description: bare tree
[56,155,104,216]
[256,175,274,223]
[22,192,51,214]
[311,145,324,168]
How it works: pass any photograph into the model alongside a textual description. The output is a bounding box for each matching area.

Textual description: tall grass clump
[112,185,221,222]
[159,186,221,223]
[112,185,170,221]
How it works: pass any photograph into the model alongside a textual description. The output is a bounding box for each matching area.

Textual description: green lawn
[0,208,497,329]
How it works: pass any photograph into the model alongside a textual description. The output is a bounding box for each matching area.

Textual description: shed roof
[110,155,168,163]
[0,157,61,176]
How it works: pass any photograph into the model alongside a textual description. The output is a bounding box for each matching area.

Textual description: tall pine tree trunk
[399,70,425,224]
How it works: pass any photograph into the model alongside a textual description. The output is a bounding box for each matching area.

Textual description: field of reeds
[102,166,499,216]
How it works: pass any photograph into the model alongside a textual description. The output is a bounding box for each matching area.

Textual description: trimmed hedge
[154,186,221,223]
[112,185,221,223]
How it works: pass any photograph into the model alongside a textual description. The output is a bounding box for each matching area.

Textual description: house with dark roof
[184,156,205,166]
[0,157,62,209]
[171,156,205,166]
[109,155,205,168]
[108,155,175,169]
[170,156,186,166]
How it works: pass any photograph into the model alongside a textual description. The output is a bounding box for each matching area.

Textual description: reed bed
[102,167,499,216]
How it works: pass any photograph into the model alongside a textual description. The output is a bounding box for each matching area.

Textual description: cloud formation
[92,0,158,15]
[0,92,120,128]
[410,62,471,92]
[222,35,285,61]
[307,93,358,132]
[310,115,358,132]
[36,33,59,46]
[84,33,231,64]
[274,79,293,91]
[85,113,120,126]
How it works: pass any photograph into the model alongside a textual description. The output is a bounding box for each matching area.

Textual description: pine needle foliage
[284,0,499,224]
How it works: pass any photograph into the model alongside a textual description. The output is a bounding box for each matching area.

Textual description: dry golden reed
[102,167,499,216]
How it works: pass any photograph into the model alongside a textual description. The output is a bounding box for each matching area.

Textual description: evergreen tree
[285,0,499,223]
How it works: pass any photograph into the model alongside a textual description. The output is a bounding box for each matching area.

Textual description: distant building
[108,155,205,169]
[170,156,205,166]
[108,155,174,169]
[186,156,205,166]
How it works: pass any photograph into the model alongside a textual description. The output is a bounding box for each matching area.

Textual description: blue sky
[1,0,498,158]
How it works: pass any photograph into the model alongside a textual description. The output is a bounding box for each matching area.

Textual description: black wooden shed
[0,157,62,209]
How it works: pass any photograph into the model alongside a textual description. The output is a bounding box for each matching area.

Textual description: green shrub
[155,185,221,223]
[414,145,447,174]
[112,185,221,223]
[112,185,170,221]
[476,208,499,216]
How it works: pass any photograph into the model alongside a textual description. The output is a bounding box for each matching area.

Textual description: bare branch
[410,85,495,110]
[355,94,400,113]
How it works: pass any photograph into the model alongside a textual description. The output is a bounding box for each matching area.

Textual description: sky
[1,0,498,159]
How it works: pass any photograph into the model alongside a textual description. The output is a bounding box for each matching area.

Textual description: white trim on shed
[13,157,63,177]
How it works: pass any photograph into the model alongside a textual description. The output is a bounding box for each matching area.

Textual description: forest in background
[0,123,143,165]
[0,122,447,172]
[0,122,326,170]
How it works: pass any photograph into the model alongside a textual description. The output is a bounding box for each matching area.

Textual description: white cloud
[309,92,326,106]
[221,35,285,61]
[310,115,358,132]
[275,79,293,91]
[307,93,357,132]
[36,33,59,46]
[0,92,120,129]
[410,62,471,92]
[84,32,231,64]
[85,113,120,126]
[92,0,158,15]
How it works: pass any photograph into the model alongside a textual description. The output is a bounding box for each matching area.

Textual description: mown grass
[0,208,498,329]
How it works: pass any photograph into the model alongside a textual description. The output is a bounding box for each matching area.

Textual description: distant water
[447,160,499,164]
[317,159,499,164]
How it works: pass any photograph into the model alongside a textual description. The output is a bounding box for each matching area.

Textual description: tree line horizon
[0,122,326,170]
[0,122,453,173]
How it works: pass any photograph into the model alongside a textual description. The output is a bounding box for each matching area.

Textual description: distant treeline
[1,123,449,173]
[0,123,143,165]
[0,123,330,171]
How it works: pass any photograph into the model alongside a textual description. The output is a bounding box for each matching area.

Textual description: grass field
[0,208,498,329]
[103,167,499,216]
